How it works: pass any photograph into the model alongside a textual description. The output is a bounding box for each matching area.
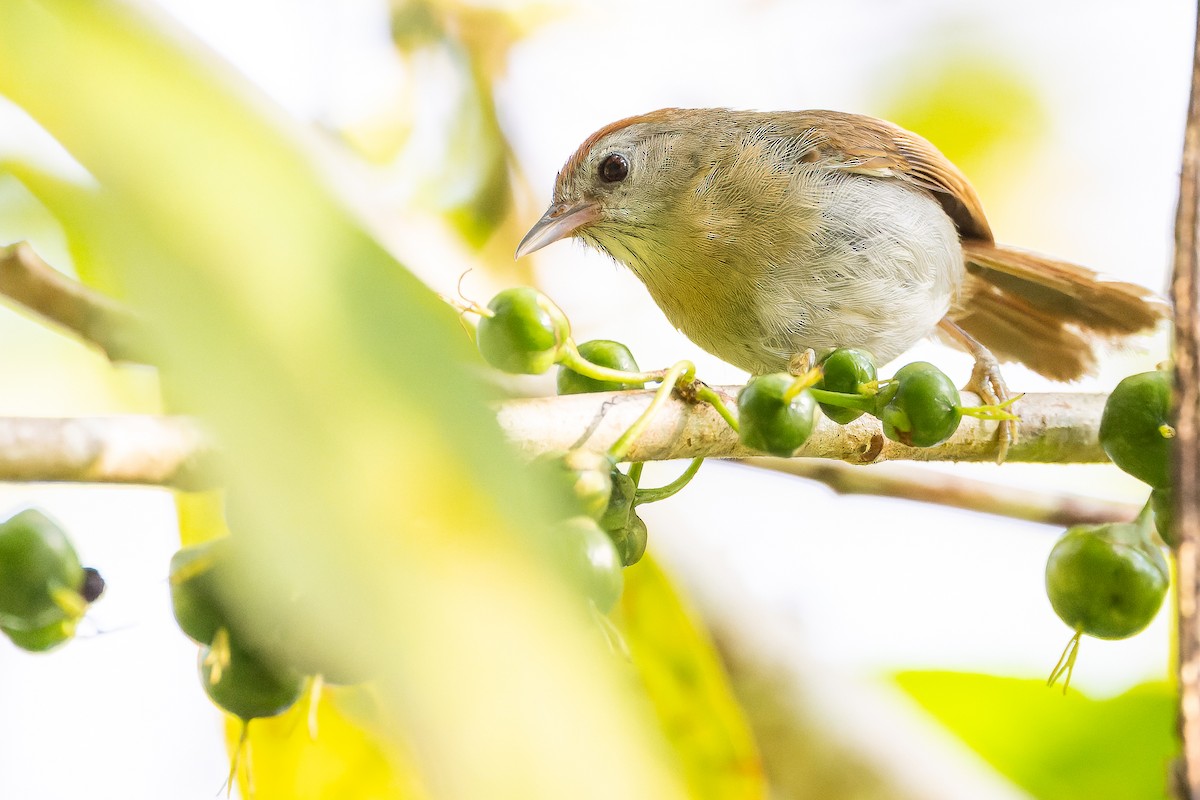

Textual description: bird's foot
[938,318,1019,464]
[963,350,1018,464]
[788,348,817,376]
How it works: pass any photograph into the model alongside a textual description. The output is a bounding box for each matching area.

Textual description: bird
[516,108,1167,454]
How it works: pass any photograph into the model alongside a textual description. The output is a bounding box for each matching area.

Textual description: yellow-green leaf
[0,3,687,797]
[897,671,1176,800]
[618,554,766,799]
[226,683,427,800]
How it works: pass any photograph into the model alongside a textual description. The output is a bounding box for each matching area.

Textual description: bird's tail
[948,241,1168,381]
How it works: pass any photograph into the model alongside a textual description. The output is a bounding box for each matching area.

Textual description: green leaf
[617,554,766,799]
[0,3,687,797]
[0,161,122,292]
[225,683,428,800]
[896,671,1177,800]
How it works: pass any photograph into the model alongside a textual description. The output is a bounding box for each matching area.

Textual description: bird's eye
[598,153,629,183]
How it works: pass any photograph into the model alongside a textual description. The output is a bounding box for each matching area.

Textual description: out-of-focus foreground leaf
[178,491,419,798]
[225,684,429,800]
[618,555,766,799]
[896,671,1176,800]
[174,490,228,547]
[0,162,119,292]
[0,2,687,797]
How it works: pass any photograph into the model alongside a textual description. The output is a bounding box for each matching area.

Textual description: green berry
[476,287,570,374]
[1045,520,1168,640]
[599,468,636,532]
[199,635,304,720]
[816,348,877,424]
[2,617,77,653]
[597,467,647,566]
[737,373,817,457]
[169,537,236,646]
[1099,370,1173,488]
[557,339,642,395]
[609,509,648,568]
[878,362,962,448]
[0,509,85,631]
[557,516,624,613]
[534,450,614,520]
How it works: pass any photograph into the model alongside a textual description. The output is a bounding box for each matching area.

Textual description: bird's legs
[938,318,1017,463]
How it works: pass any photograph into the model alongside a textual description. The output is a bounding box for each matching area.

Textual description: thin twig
[739,457,1139,526]
[0,241,151,363]
[1173,2,1200,794]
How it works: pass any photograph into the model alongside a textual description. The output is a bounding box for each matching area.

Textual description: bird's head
[515,109,706,268]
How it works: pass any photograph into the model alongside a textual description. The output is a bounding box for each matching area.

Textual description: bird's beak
[515,201,601,258]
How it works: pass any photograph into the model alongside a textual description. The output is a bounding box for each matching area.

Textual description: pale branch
[495,389,1107,464]
[738,457,1138,527]
[0,241,151,363]
[0,392,1109,489]
[1174,1,1200,794]
[0,416,212,486]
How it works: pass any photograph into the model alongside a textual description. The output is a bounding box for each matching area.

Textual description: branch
[0,415,212,487]
[738,457,1138,526]
[0,241,151,362]
[496,389,1108,463]
[0,391,1109,491]
[1173,2,1200,794]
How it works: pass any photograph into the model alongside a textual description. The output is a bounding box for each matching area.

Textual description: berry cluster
[738,349,1017,457]
[1045,369,1175,688]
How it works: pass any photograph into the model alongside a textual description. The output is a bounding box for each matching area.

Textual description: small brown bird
[517,108,1166,449]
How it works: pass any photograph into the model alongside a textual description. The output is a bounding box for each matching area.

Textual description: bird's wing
[786,110,994,243]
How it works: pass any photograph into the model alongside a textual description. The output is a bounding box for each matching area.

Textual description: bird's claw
[963,353,1017,464]
[788,348,817,376]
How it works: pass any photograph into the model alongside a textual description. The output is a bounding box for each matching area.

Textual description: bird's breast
[597,168,964,374]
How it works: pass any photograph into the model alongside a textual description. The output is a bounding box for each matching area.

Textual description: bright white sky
[0,1,1193,797]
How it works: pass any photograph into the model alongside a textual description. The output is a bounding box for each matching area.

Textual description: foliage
[896,671,1177,800]
[0,2,693,797]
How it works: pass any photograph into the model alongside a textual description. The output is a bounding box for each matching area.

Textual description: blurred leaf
[226,683,427,800]
[896,671,1176,800]
[617,554,766,799]
[0,174,69,257]
[0,3,686,798]
[875,49,1046,179]
[390,0,445,52]
[390,0,552,259]
[0,160,125,293]
[441,58,512,248]
[174,490,230,548]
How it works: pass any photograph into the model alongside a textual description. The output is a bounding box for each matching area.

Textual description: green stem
[960,392,1023,421]
[1046,630,1082,694]
[607,361,694,461]
[960,405,1021,422]
[782,367,823,404]
[1137,496,1155,526]
[635,458,704,505]
[807,387,879,414]
[627,462,644,488]
[695,383,739,433]
[557,340,661,386]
